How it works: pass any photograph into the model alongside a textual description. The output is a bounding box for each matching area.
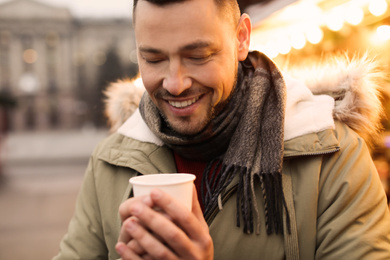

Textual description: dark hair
[134,0,185,6]
[132,0,241,27]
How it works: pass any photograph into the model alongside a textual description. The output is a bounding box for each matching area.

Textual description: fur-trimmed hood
[104,54,387,148]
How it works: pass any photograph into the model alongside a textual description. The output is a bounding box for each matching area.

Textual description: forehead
[134,0,233,51]
[134,0,218,24]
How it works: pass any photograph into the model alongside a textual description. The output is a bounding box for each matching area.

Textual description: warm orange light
[290,32,306,50]
[23,49,38,64]
[345,6,364,25]
[377,25,390,41]
[369,0,388,16]
[370,25,390,45]
[326,7,344,31]
[264,41,279,59]
[276,37,291,55]
[306,26,323,44]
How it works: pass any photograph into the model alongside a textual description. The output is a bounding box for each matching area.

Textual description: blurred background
[0,0,389,259]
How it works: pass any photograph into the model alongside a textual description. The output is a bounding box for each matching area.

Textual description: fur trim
[285,53,387,148]
[104,54,387,147]
[104,78,145,133]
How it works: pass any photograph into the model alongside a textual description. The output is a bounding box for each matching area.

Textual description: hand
[116,186,214,260]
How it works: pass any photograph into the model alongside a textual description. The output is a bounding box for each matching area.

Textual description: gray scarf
[139,52,290,235]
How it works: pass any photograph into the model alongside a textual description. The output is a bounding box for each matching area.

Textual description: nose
[162,60,191,96]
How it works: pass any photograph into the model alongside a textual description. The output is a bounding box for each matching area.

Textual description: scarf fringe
[259,173,291,235]
[202,159,236,218]
[202,162,291,236]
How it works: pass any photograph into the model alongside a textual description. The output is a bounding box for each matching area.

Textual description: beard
[156,66,238,136]
[159,88,236,137]
[158,99,215,136]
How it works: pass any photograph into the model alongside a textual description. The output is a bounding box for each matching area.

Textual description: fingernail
[130,203,142,215]
[142,195,152,205]
[126,219,137,231]
[115,243,124,254]
[151,188,162,199]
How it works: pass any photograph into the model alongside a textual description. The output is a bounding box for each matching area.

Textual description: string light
[326,7,344,31]
[345,6,364,25]
[290,32,306,50]
[370,24,390,45]
[263,41,279,59]
[250,0,390,56]
[369,0,388,16]
[306,26,324,45]
[377,25,390,41]
[276,36,291,55]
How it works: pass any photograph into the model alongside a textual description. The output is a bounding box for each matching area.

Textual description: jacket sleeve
[315,123,390,259]
[52,155,109,260]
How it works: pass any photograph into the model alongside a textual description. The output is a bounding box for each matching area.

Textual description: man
[53,0,390,259]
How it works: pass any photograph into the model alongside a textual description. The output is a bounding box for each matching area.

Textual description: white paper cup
[129,173,196,210]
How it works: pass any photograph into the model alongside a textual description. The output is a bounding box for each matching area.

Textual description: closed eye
[141,55,166,64]
[145,59,164,64]
[187,55,212,64]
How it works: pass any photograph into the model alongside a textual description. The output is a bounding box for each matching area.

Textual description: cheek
[197,64,235,104]
[139,66,161,96]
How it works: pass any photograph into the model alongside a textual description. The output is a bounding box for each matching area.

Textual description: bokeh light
[250,0,390,58]
[326,7,344,31]
[23,49,38,64]
[345,6,364,26]
[377,25,390,41]
[290,32,306,50]
[306,26,324,45]
[369,0,388,16]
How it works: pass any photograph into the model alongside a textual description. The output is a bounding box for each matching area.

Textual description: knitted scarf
[139,52,290,235]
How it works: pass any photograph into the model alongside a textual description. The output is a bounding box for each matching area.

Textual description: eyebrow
[138,40,213,54]
[180,41,212,51]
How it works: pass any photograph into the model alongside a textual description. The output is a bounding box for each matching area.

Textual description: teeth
[169,97,199,108]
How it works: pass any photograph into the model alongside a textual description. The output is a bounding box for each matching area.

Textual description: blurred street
[0,129,108,259]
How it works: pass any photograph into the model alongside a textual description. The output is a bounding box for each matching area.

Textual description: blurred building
[0,0,137,131]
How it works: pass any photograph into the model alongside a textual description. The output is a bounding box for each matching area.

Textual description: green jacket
[53,54,390,259]
[53,120,390,260]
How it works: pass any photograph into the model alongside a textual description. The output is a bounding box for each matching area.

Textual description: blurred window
[0,31,10,91]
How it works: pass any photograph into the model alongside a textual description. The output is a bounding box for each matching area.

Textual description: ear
[236,13,251,61]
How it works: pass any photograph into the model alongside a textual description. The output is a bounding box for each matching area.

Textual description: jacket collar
[283,127,340,158]
[117,74,336,144]
[104,53,384,149]
[118,109,163,146]
[97,132,176,175]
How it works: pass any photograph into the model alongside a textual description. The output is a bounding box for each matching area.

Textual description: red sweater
[174,152,206,198]
[174,152,222,211]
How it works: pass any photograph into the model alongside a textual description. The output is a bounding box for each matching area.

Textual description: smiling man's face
[134,0,250,135]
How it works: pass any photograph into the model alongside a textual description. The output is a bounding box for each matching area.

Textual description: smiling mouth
[168,96,200,108]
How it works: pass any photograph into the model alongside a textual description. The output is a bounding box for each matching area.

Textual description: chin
[168,118,209,136]
[171,123,205,136]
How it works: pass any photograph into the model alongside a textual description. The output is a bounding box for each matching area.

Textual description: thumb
[191,185,208,228]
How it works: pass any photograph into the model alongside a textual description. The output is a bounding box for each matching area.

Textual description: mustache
[154,88,208,99]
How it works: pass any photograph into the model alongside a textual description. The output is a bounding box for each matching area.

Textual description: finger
[129,192,213,259]
[119,195,153,222]
[118,216,139,244]
[127,239,146,256]
[143,255,155,260]
[150,189,209,241]
[115,241,143,260]
[191,185,208,229]
[146,189,210,257]
[125,216,178,260]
